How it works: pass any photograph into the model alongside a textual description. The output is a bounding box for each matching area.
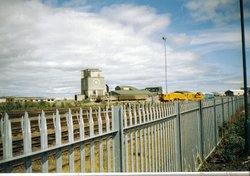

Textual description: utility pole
[162,36,168,94]
[239,0,249,154]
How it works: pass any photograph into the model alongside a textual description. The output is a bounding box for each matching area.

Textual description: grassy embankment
[200,109,250,171]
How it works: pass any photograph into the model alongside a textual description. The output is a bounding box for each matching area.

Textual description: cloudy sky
[0,0,249,98]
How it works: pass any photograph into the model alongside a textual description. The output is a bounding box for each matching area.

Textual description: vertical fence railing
[77,108,85,173]
[66,109,75,173]
[0,96,246,173]
[38,111,48,172]
[88,108,95,172]
[0,113,12,172]
[22,112,32,172]
[105,106,111,172]
[53,110,62,172]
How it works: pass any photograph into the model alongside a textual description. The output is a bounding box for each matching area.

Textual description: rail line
[0,108,113,159]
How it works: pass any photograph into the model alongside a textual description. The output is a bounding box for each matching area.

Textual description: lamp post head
[162,36,167,40]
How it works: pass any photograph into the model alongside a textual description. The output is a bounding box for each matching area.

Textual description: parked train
[159,91,206,102]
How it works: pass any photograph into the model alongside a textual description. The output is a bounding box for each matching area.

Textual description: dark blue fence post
[174,101,182,171]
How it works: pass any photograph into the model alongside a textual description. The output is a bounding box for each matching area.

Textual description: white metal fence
[0,96,246,173]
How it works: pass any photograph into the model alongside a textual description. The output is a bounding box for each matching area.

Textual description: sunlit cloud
[0,0,248,98]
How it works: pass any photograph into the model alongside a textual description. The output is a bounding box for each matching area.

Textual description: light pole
[239,0,249,154]
[162,36,168,94]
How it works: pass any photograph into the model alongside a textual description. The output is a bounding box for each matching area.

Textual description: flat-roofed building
[0,96,55,102]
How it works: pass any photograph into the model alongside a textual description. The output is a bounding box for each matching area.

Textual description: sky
[0,0,249,98]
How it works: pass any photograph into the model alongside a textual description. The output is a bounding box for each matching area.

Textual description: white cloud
[167,33,191,47]
[191,31,240,45]
[0,0,238,98]
[100,4,171,36]
[185,0,241,25]
[188,26,250,56]
[189,30,242,55]
[224,80,243,85]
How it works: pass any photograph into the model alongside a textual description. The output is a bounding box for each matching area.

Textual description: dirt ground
[200,153,250,171]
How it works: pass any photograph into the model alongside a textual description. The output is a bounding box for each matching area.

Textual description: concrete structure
[81,68,106,100]
[225,90,244,96]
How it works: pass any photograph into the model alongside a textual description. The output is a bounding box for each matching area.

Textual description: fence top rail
[0,172,249,176]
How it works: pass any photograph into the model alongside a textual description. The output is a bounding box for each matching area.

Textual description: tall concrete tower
[81,68,106,99]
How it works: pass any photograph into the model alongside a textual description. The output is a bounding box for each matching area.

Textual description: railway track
[0,108,113,159]
[0,104,147,161]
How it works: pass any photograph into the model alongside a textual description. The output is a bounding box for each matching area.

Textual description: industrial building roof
[81,68,101,72]
[115,86,138,91]
[111,90,153,96]
[111,86,153,96]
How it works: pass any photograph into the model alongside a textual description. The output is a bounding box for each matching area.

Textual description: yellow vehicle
[160,91,205,102]
[173,91,196,101]
[159,92,187,101]
[183,92,196,100]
